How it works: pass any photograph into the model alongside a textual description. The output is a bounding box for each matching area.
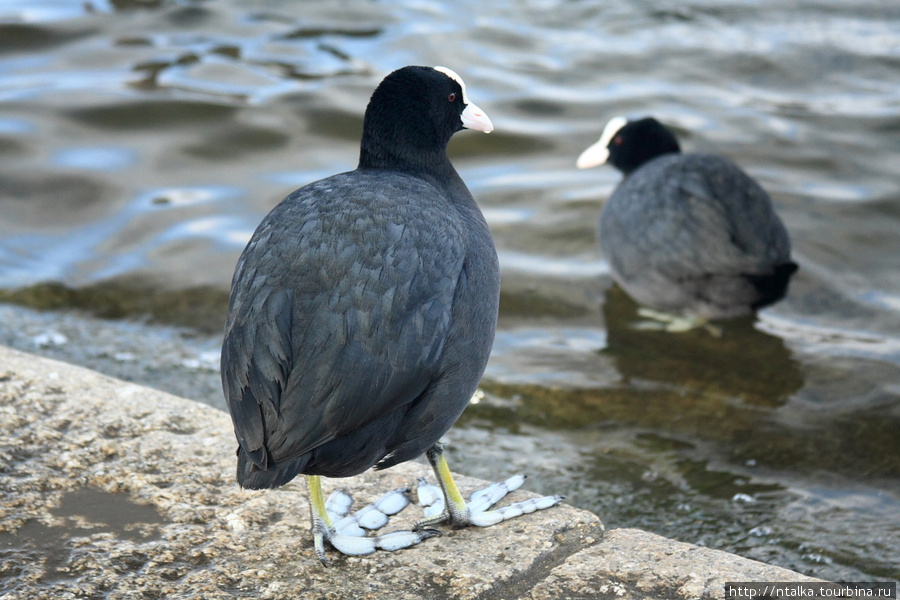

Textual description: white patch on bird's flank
[434,65,469,104]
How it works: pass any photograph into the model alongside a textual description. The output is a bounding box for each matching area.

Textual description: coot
[221,66,561,564]
[577,116,797,321]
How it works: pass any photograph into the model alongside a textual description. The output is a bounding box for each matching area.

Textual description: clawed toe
[329,487,411,535]
[416,477,446,520]
[326,527,441,558]
[415,448,564,530]
[305,444,565,565]
[307,476,438,564]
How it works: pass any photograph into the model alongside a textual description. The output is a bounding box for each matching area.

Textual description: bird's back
[599,153,795,317]
[222,168,499,485]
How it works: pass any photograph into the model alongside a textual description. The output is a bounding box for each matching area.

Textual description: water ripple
[1,0,899,582]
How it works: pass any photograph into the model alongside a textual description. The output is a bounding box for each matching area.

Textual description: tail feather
[236,446,309,489]
[748,261,799,310]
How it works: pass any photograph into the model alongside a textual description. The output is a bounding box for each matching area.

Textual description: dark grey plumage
[578,117,797,319]
[221,66,499,489]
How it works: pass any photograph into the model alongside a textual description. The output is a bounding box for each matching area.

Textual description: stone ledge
[0,345,821,599]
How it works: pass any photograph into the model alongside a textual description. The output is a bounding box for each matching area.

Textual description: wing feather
[222,172,465,469]
[600,154,789,282]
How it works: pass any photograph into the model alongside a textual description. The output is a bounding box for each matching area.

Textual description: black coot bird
[221,66,561,563]
[576,116,798,326]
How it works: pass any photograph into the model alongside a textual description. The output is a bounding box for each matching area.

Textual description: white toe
[329,534,378,556]
[417,479,443,508]
[325,489,353,521]
[355,504,390,530]
[333,516,366,537]
[468,510,504,527]
[373,488,411,516]
[375,530,432,552]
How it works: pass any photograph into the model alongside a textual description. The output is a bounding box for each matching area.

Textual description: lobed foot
[305,444,565,565]
[417,445,565,529]
[416,475,563,527]
[635,308,722,336]
[307,478,440,564]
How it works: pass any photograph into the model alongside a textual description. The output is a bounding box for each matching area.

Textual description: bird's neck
[358,140,471,199]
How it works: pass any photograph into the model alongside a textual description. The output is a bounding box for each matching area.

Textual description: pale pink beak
[461,102,493,133]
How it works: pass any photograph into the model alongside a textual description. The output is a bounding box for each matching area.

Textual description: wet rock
[527,528,823,599]
[0,345,821,599]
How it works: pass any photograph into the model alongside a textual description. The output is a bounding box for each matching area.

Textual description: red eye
[613,135,623,146]
[448,92,457,102]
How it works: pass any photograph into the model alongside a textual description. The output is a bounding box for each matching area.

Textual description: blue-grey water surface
[1,0,899,583]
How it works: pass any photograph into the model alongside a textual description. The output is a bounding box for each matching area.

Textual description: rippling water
[1,0,899,581]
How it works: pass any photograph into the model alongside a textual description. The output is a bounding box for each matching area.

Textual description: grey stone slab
[0,345,821,599]
[526,528,822,599]
[0,345,599,599]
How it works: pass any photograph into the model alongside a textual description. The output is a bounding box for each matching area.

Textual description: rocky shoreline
[0,345,821,599]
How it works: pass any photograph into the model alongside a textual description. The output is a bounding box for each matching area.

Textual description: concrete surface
[0,345,822,599]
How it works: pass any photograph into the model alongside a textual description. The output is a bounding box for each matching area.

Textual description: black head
[358,66,492,172]
[577,116,682,176]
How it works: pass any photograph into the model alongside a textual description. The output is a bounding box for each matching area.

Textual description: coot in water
[576,116,797,324]
[221,66,561,564]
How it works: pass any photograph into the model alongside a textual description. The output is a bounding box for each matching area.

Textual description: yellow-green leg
[418,442,564,529]
[306,475,331,565]
[425,443,469,525]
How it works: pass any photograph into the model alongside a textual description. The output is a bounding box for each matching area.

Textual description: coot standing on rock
[221,66,561,564]
[576,116,797,326]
